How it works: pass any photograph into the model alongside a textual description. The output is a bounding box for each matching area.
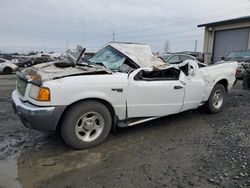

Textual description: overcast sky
[0,0,250,53]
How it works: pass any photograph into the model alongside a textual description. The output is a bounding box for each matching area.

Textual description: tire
[205,84,226,114]
[61,100,112,149]
[3,67,13,74]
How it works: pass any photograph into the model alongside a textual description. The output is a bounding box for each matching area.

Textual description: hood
[20,45,110,82]
[21,60,111,82]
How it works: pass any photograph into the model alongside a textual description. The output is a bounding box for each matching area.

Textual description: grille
[17,78,27,96]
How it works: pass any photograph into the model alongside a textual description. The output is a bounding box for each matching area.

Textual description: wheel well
[56,98,116,131]
[3,67,12,73]
[216,79,228,92]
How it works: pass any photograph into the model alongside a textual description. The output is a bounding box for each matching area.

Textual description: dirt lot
[0,74,250,188]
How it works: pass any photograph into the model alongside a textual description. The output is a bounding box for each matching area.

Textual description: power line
[117,28,203,41]
[139,33,203,43]
[84,4,250,49]
[85,2,250,46]
[3,0,250,52]
[31,1,249,51]
[81,20,86,47]
[93,0,249,37]
[113,30,115,42]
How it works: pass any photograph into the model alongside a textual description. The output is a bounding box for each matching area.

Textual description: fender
[68,90,127,120]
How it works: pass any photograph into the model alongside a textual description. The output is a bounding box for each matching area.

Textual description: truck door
[127,68,185,118]
[180,61,205,111]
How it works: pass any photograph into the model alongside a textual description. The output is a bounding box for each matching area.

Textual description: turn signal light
[38,87,50,101]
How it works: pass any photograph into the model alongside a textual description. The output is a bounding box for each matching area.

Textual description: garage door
[213,27,250,63]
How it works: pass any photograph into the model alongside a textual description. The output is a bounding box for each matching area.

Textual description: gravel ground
[0,74,249,188]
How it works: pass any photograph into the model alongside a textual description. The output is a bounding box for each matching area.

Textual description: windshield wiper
[54,59,75,68]
[76,62,93,67]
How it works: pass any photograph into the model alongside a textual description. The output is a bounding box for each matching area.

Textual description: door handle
[174,85,183,90]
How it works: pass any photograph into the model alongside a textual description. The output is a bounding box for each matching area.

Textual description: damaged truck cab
[12,43,238,149]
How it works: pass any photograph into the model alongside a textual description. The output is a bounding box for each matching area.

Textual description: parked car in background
[222,51,250,80]
[161,54,206,68]
[33,56,52,65]
[17,58,35,67]
[160,54,196,64]
[0,54,13,61]
[12,43,237,149]
[0,58,18,74]
[17,57,52,68]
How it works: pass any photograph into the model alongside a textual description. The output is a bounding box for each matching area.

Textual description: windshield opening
[89,46,126,71]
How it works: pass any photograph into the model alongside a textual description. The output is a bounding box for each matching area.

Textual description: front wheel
[205,84,226,114]
[61,100,112,149]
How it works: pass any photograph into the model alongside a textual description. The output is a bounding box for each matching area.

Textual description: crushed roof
[103,42,166,68]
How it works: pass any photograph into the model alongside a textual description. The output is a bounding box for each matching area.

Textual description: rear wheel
[205,84,226,113]
[61,101,112,149]
[3,67,13,74]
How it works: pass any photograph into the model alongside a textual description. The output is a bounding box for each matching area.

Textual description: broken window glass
[89,46,126,71]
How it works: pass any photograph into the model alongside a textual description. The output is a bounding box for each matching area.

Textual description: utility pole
[113,30,115,42]
[66,40,68,50]
[164,40,171,54]
[194,40,198,52]
[81,20,86,46]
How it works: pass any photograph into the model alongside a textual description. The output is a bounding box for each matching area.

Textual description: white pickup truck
[12,42,238,149]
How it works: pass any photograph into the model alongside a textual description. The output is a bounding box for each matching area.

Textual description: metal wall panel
[213,27,250,63]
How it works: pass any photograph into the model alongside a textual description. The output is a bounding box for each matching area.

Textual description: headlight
[29,85,50,101]
[29,85,40,99]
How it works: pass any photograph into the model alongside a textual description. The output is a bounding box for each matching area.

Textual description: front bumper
[11,90,66,131]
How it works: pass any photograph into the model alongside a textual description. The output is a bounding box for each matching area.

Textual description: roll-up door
[213,27,250,63]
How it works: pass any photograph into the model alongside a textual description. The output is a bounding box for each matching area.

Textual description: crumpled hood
[22,60,111,82]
